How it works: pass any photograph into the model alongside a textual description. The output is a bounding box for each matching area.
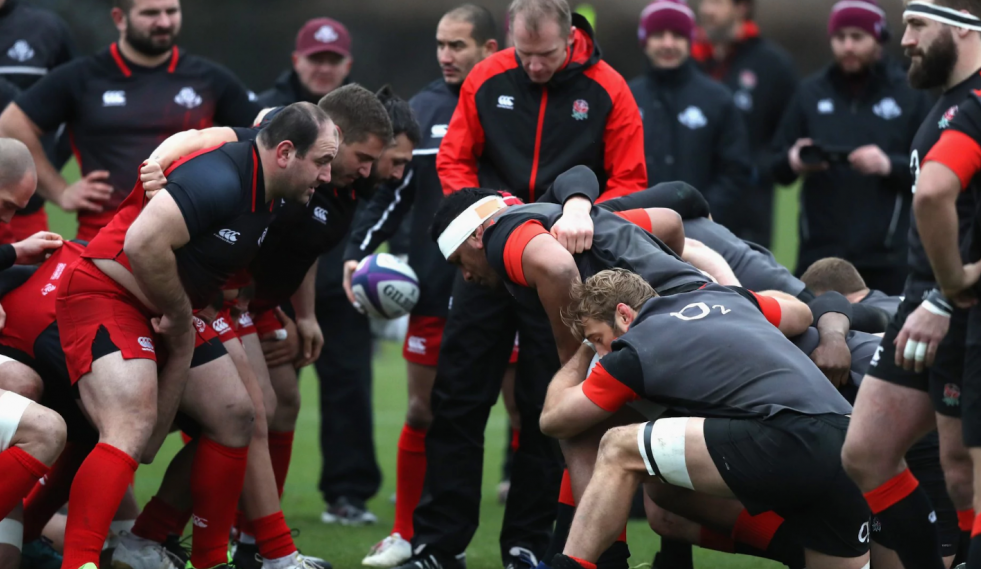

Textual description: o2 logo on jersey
[670,302,732,321]
[858,521,870,544]
[910,150,920,194]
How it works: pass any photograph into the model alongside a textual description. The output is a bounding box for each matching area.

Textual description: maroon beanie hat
[828,0,888,42]
[638,0,696,45]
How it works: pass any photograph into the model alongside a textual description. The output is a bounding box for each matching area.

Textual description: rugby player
[544,269,869,569]
[840,3,981,568]
[910,64,981,566]
[52,102,334,569]
[0,0,259,240]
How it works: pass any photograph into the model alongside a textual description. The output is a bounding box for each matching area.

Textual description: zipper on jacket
[528,87,549,202]
[884,193,903,248]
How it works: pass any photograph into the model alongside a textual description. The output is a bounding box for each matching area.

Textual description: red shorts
[0,208,49,245]
[234,311,257,336]
[55,259,157,384]
[191,316,222,348]
[252,309,284,337]
[402,316,520,367]
[75,211,117,243]
[210,309,238,342]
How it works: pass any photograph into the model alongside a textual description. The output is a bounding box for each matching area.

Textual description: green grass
[46,162,801,569]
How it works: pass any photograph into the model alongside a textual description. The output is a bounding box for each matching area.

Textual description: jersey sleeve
[344,167,418,261]
[164,153,243,236]
[502,220,548,287]
[614,209,653,232]
[586,66,647,202]
[582,345,643,412]
[924,94,981,190]
[537,165,601,205]
[14,61,80,130]
[599,181,711,219]
[211,64,262,127]
[730,286,783,327]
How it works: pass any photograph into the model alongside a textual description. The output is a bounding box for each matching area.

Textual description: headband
[904,1,981,32]
[437,196,507,259]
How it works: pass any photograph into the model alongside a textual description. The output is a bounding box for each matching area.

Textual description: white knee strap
[637,418,694,490]
[0,391,32,452]
[0,518,23,550]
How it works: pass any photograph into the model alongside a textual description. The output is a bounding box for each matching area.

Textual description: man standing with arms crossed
[397,1,646,568]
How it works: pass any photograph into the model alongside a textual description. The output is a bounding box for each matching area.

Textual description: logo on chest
[102,91,127,107]
[873,97,902,120]
[572,99,589,121]
[431,124,448,138]
[817,99,835,114]
[40,283,56,296]
[174,87,203,109]
[313,206,328,224]
[497,95,514,110]
[678,106,707,130]
[217,228,240,244]
[6,40,34,62]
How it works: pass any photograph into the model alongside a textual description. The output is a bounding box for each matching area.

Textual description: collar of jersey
[110,42,180,77]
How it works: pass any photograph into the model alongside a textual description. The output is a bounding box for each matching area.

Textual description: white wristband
[922,299,952,317]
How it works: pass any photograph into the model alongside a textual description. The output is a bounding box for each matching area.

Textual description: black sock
[596,541,629,569]
[968,531,981,569]
[734,523,805,569]
[867,472,944,569]
[652,538,693,569]
[542,502,574,566]
[956,529,971,566]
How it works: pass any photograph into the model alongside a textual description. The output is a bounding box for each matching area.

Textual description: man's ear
[616,303,635,327]
[472,224,486,249]
[275,140,295,168]
[567,27,577,47]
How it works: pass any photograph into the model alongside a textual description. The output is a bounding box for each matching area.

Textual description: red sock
[699,526,735,552]
[61,443,137,569]
[237,510,255,538]
[24,441,90,543]
[863,468,920,513]
[959,509,975,533]
[559,469,575,507]
[132,496,187,543]
[731,509,784,551]
[510,428,520,452]
[174,508,193,537]
[190,437,249,569]
[267,431,294,498]
[252,511,296,560]
[181,432,193,445]
[569,555,596,569]
[972,512,981,538]
[0,447,48,519]
[617,527,627,543]
[392,424,427,540]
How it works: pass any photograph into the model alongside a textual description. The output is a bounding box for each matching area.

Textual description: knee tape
[637,418,694,490]
[0,354,16,367]
[0,391,32,452]
[0,518,23,550]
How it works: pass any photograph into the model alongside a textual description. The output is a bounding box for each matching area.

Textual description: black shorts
[703,412,870,558]
[870,431,959,557]
[961,307,981,446]
[867,294,967,417]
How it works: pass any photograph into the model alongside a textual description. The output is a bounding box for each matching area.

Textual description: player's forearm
[127,240,191,319]
[682,239,739,286]
[541,345,594,438]
[914,173,964,290]
[291,261,317,321]
[149,127,237,171]
[141,356,190,464]
[0,105,67,202]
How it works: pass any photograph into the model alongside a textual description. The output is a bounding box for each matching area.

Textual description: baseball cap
[295,17,351,58]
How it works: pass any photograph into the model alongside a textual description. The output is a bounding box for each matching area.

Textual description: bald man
[0,138,62,274]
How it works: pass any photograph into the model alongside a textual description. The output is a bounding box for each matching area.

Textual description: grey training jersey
[594,285,853,419]
[683,217,806,296]
[858,289,901,317]
[791,327,881,404]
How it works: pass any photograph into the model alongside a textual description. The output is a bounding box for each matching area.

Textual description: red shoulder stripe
[582,362,639,412]
[164,144,226,175]
[615,209,653,232]
[503,220,548,287]
[750,292,783,327]
[924,129,981,191]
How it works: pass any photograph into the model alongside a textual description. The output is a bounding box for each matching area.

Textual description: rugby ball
[352,253,419,319]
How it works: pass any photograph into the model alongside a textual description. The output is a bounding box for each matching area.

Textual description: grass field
[46,162,800,569]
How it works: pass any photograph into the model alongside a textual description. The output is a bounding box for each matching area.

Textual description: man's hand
[12,231,63,264]
[294,314,324,368]
[260,308,300,368]
[552,196,594,254]
[849,145,891,176]
[59,170,113,212]
[810,331,851,388]
[153,313,194,356]
[342,260,361,307]
[895,304,951,372]
[789,138,827,174]
[140,160,167,197]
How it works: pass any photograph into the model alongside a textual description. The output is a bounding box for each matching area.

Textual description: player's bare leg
[935,413,974,563]
[0,357,43,401]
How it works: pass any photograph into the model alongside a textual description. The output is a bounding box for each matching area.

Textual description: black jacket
[343,79,460,317]
[257,69,323,107]
[628,60,752,229]
[695,30,799,246]
[770,58,932,272]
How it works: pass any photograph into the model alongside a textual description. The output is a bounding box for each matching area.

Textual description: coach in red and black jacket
[437,12,646,203]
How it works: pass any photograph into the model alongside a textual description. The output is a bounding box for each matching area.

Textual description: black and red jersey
[83,141,276,310]
[436,14,646,203]
[14,42,259,237]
